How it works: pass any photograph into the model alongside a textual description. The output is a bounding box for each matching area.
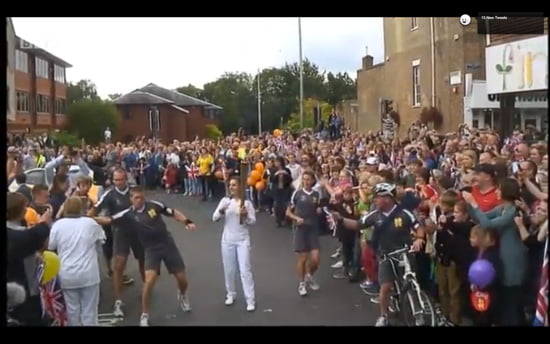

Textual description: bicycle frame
[384,247,427,322]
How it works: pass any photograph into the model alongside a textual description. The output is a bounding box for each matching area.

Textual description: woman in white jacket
[48,196,105,326]
[213,177,256,312]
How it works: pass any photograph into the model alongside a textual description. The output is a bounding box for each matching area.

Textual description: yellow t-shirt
[197,155,214,176]
[237,148,247,160]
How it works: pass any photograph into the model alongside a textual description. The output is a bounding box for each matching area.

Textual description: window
[16,91,30,112]
[411,17,418,30]
[412,63,421,106]
[148,106,161,133]
[123,107,132,119]
[15,50,28,72]
[35,57,49,79]
[55,98,66,114]
[36,94,50,113]
[472,120,479,128]
[54,65,65,83]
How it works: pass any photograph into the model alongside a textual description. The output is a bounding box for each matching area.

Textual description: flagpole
[298,17,304,129]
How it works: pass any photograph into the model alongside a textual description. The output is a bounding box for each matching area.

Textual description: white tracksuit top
[213,197,256,243]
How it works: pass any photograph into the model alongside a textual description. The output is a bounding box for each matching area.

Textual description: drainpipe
[430,17,436,108]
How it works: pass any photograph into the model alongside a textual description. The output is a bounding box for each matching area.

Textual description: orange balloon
[255,162,264,173]
[273,129,282,137]
[247,177,256,187]
[255,180,266,191]
[250,170,262,181]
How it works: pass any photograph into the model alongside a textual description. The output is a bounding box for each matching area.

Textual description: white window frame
[15,50,28,73]
[412,61,421,107]
[55,98,66,114]
[411,17,418,30]
[54,65,65,83]
[35,57,49,79]
[36,94,50,113]
[148,106,161,133]
[16,91,30,112]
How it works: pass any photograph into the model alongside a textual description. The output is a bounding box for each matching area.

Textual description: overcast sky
[12,17,384,99]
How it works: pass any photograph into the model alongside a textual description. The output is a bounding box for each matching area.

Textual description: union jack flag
[323,207,337,237]
[36,261,67,327]
[533,236,548,327]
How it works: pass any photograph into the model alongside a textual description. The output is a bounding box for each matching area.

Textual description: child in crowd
[451,200,477,320]
[331,186,359,280]
[434,190,461,325]
[469,225,501,326]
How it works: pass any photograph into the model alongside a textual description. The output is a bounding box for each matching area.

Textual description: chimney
[362,55,374,69]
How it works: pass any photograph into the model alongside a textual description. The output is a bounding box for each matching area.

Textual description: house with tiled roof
[113,83,222,142]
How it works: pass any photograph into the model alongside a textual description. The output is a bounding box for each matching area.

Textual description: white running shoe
[375,315,389,327]
[330,249,341,259]
[331,260,343,269]
[140,313,149,327]
[246,301,255,312]
[113,300,124,317]
[298,282,308,296]
[225,295,235,306]
[306,274,320,291]
[178,292,192,312]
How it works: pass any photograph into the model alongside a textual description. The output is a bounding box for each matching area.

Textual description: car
[9,165,99,203]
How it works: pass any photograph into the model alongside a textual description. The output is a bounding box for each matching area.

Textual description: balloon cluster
[247,162,266,191]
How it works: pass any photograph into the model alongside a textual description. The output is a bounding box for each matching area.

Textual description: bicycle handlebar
[383,245,413,258]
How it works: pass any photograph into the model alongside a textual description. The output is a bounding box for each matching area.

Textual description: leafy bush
[50,131,81,148]
[67,99,120,145]
[205,124,223,140]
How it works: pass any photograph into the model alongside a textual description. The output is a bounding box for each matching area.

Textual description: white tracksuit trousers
[62,283,100,326]
[221,239,255,302]
[214,197,257,303]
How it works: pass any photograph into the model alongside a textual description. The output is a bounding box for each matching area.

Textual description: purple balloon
[468,259,496,289]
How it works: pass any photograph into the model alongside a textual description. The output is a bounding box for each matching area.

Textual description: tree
[107,93,122,101]
[67,99,120,145]
[325,72,356,106]
[67,79,100,105]
[205,124,223,140]
[203,72,256,134]
[176,84,204,100]
[285,98,332,133]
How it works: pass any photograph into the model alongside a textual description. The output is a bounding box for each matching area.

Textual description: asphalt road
[98,191,378,326]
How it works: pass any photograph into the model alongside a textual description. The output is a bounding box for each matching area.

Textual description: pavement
[98,191,379,326]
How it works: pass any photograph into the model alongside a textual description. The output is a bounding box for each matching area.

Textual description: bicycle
[380,245,436,327]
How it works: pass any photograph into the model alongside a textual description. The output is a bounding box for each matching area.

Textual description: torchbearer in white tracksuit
[213,177,256,312]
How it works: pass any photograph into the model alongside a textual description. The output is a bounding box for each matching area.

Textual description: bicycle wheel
[400,286,436,326]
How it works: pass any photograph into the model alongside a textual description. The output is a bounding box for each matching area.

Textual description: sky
[12,17,384,99]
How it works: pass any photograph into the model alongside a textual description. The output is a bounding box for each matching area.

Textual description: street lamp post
[298,17,304,129]
[257,69,262,135]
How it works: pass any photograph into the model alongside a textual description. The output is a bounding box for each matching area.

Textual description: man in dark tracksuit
[97,186,196,326]
[88,168,144,318]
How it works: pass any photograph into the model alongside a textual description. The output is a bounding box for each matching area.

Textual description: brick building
[113,83,222,143]
[357,17,486,136]
[8,33,72,133]
[7,18,16,123]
